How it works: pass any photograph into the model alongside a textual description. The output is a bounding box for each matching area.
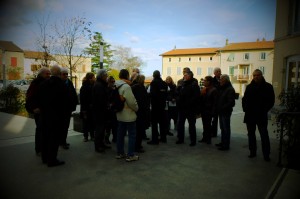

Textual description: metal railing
[276,112,300,167]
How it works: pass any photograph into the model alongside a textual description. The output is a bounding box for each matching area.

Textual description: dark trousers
[246,121,270,158]
[201,113,213,143]
[135,117,145,150]
[94,121,106,149]
[219,113,232,148]
[211,115,218,137]
[168,106,178,130]
[82,111,95,139]
[34,113,42,154]
[177,111,196,144]
[151,109,167,142]
[41,117,62,164]
[61,112,72,145]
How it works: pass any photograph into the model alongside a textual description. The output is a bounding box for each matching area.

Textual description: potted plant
[274,86,300,170]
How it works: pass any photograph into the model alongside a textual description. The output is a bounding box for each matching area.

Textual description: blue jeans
[219,113,232,148]
[117,121,136,156]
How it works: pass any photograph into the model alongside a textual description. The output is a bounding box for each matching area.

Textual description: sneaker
[115,153,127,159]
[126,155,139,162]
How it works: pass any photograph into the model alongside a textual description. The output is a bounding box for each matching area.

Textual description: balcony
[237,74,251,81]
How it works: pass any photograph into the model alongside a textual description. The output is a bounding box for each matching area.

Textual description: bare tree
[35,13,55,68]
[111,45,144,73]
[53,16,91,80]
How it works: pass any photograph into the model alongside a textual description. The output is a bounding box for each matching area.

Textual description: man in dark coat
[26,67,51,156]
[147,70,168,145]
[92,69,110,153]
[215,74,235,151]
[242,69,275,161]
[211,67,222,137]
[60,68,78,149]
[176,71,201,146]
[39,65,69,167]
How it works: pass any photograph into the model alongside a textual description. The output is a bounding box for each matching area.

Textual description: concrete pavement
[0,99,299,199]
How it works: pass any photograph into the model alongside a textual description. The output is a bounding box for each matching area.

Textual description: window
[244,53,250,60]
[177,67,181,75]
[199,57,201,61]
[229,66,235,76]
[210,57,213,61]
[167,67,171,75]
[188,57,191,62]
[289,0,300,34]
[258,66,265,75]
[208,67,213,75]
[285,55,300,89]
[197,67,202,76]
[179,58,181,62]
[260,52,266,60]
[168,58,171,62]
[11,57,17,67]
[227,53,235,61]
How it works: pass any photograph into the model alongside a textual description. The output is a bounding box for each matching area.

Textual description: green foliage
[84,32,114,72]
[0,84,25,114]
[107,68,120,80]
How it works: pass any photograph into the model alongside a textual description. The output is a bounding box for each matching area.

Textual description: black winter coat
[26,76,46,113]
[150,77,168,111]
[64,79,78,113]
[80,81,94,114]
[177,79,201,115]
[132,83,151,127]
[216,82,235,115]
[39,76,69,121]
[92,79,109,121]
[242,79,275,123]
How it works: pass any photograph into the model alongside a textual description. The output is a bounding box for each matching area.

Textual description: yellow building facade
[273,0,300,103]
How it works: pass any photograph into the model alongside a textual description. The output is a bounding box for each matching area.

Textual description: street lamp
[99,42,103,69]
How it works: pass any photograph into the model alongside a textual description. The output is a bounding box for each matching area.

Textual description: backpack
[110,84,125,112]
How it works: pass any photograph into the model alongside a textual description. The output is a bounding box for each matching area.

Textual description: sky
[0,0,276,76]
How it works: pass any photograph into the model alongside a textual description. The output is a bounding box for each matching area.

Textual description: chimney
[225,39,228,45]
[262,37,266,41]
[256,38,260,42]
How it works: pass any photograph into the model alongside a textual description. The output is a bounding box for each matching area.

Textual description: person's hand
[33,108,40,114]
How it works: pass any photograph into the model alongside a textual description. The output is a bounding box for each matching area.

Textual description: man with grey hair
[92,69,110,153]
[212,67,222,137]
[39,64,69,167]
[26,67,51,156]
[60,67,78,149]
[215,74,235,150]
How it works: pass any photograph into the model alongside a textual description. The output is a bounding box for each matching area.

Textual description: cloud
[96,23,114,31]
[124,32,140,43]
[0,0,61,29]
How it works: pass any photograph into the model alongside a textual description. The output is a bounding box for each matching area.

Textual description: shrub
[0,84,25,114]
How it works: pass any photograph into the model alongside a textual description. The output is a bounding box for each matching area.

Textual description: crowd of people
[26,65,275,167]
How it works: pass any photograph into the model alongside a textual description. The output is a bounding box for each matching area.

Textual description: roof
[160,48,219,56]
[24,50,55,60]
[219,41,274,51]
[0,40,23,52]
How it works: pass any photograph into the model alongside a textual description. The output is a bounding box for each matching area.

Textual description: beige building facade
[24,51,91,91]
[273,0,300,103]
[161,40,274,96]
[160,48,220,83]
[219,40,274,95]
